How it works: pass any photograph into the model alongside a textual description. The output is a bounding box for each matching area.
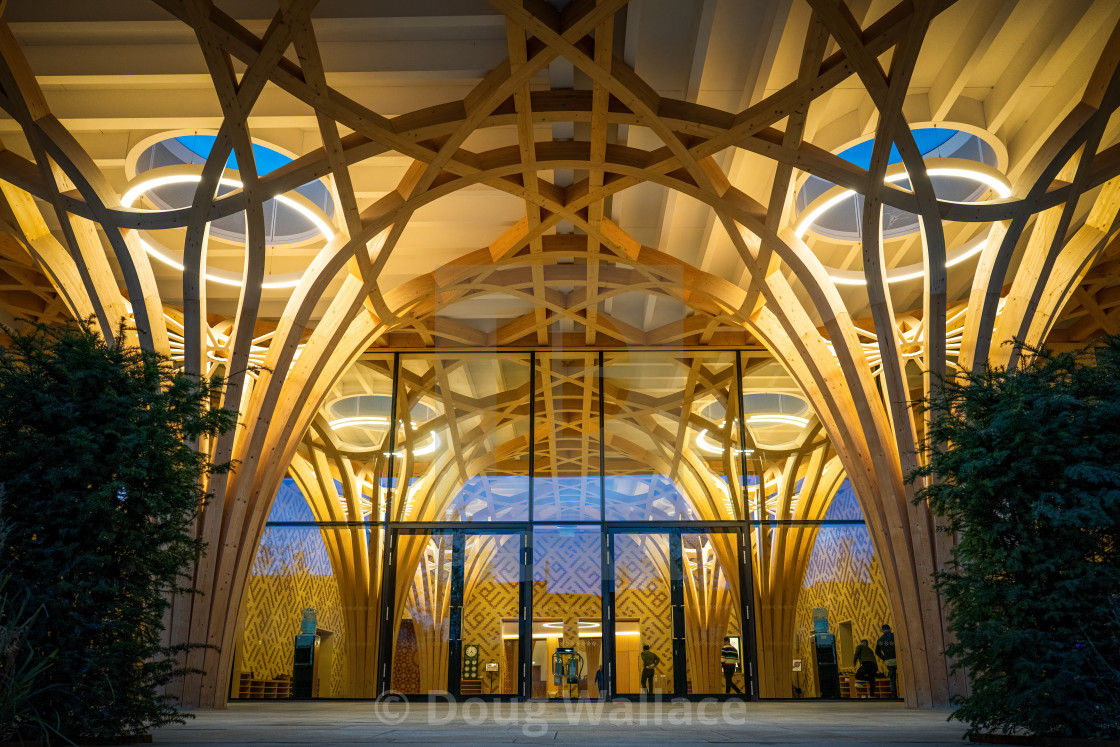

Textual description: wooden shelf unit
[839,672,895,699]
[236,672,292,700]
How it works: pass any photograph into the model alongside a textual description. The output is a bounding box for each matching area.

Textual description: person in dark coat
[853,638,878,697]
[640,645,660,696]
[875,624,897,698]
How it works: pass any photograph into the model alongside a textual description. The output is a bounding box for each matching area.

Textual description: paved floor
[153,700,969,745]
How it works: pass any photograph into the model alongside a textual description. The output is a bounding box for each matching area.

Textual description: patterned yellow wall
[388,530,682,695]
[234,526,348,697]
[392,531,612,694]
[791,524,894,698]
[614,534,673,690]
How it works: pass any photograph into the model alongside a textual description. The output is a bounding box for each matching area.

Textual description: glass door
[389,528,527,697]
[530,525,604,698]
[610,532,679,696]
[681,530,748,696]
[609,528,749,697]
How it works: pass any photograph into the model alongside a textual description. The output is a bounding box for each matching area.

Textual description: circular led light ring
[328,415,391,429]
[407,431,441,456]
[748,414,810,427]
[793,160,1011,287]
[120,172,335,289]
[795,160,1012,240]
[379,431,441,457]
[696,429,755,456]
[826,235,987,286]
[695,428,724,454]
[329,415,442,456]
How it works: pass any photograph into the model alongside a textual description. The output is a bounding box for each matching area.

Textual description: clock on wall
[462,643,479,679]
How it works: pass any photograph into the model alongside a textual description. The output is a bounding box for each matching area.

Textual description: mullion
[273,348,868,702]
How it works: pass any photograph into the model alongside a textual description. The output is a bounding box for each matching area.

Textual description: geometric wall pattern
[613,534,674,691]
[531,530,607,694]
[461,536,521,690]
[390,529,700,695]
[235,524,348,697]
[791,517,894,698]
[535,531,603,596]
[819,481,865,522]
[392,532,609,694]
[240,476,856,699]
[390,620,421,695]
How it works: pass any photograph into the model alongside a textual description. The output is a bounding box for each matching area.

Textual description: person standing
[639,644,660,697]
[852,638,878,697]
[595,666,604,699]
[720,637,742,694]
[875,624,897,698]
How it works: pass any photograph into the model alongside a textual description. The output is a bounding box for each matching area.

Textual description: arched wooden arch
[0,0,1118,709]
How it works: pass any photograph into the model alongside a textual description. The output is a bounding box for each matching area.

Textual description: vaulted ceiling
[2,0,1118,352]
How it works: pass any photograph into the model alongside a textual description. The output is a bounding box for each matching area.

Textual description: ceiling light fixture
[331,415,441,457]
[826,235,988,286]
[793,162,1011,287]
[795,164,1012,240]
[695,428,723,454]
[748,414,810,427]
[328,415,390,429]
[120,172,335,289]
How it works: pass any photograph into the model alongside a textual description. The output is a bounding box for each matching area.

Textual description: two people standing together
[853,624,898,698]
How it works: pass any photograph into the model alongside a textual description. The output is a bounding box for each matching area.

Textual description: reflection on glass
[390,532,522,696]
[534,353,601,520]
[682,532,745,695]
[752,487,896,699]
[391,533,452,694]
[234,481,347,700]
[613,533,674,695]
[240,350,892,701]
[531,526,602,697]
[317,355,396,522]
[392,355,531,522]
[604,352,740,521]
[459,534,521,695]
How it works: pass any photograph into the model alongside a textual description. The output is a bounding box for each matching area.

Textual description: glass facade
[231,351,895,701]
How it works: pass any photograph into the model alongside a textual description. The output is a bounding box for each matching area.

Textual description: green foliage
[0,573,64,743]
[912,339,1120,739]
[0,319,234,740]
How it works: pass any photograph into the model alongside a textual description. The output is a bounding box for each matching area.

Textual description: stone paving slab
[153,700,968,745]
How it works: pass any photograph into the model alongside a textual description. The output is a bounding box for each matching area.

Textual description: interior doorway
[609,528,748,696]
[388,527,528,698]
[500,619,603,698]
[384,525,750,700]
[530,525,604,698]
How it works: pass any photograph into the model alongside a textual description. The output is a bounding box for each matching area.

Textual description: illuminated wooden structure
[0,0,1117,708]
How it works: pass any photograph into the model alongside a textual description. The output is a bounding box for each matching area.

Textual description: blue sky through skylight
[838,128,958,169]
[176,135,292,176]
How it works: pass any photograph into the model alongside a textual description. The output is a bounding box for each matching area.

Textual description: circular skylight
[795,127,1002,242]
[698,399,727,422]
[327,395,436,427]
[133,135,334,245]
[329,394,393,428]
[326,395,440,450]
[743,392,812,448]
[743,392,810,418]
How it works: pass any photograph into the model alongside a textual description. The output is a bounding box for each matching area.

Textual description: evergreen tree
[0,320,234,740]
[913,339,1120,739]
